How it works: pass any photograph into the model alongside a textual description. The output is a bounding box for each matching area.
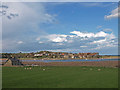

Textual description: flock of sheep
[24,67,46,71]
[24,67,101,71]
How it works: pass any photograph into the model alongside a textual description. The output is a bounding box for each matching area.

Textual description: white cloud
[38,41,43,44]
[36,30,117,52]
[52,37,67,42]
[92,39,106,44]
[17,41,23,44]
[70,31,94,38]
[91,43,117,50]
[47,34,67,42]
[80,46,87,47]
[70,31,108,38]
[94,31,108,37]
[104,7,120,19]
[36,34,68,43]
[103,28,112,32]
[2,2,56,52]
[90,32,117,50]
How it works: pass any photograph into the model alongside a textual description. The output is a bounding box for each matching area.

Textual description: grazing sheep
[24,68,26,70]
[98,69,101,71]
[43,69,45,71]
[90,68,92,70]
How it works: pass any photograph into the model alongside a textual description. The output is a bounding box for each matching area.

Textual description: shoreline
[1,59,119,67]
[0,56,119,61]
[20,61,119,67]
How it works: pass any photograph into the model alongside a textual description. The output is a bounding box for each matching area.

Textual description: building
[34,54,43,57]
[4,57,23,66]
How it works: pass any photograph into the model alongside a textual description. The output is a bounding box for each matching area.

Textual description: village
[1,51,100,60]
[34,51,100,59]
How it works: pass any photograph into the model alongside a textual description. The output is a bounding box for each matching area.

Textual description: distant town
[1,51,110,60]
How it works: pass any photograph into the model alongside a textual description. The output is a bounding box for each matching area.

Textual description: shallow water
[2,58,119,62]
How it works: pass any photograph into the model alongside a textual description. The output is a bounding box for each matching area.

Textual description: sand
[21,61,119,67]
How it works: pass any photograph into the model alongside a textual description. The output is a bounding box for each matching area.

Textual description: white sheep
[98,69,101,71]
[43,69,45,71]
[90,68,92,70]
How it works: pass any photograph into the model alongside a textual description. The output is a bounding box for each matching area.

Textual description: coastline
[0,56,119,61]
[18,56,120,60]
[1,58,119,67]
[21,60,119,67]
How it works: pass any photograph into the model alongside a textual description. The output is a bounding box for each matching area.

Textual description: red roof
[62,53,64,55]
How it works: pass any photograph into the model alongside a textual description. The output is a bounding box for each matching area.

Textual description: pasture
[2,66,118,88]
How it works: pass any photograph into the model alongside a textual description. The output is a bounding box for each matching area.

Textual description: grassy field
[2,66,118,88]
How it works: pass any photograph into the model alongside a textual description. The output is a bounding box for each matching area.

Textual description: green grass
[2,66,118,88]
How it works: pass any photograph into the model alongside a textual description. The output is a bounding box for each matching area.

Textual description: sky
[1,2,119,55]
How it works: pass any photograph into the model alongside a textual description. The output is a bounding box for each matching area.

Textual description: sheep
[90,68,92,70]
[43,69,45,71]
[98,69,101,71]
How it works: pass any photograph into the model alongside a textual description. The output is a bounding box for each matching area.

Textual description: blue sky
[41,2,118,34]
[1,2,119,55]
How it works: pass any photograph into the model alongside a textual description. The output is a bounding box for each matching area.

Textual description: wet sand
[1,58,119,67]
[21,61,119,67]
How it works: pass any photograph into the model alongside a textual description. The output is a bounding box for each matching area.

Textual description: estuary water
[1,58,119,62]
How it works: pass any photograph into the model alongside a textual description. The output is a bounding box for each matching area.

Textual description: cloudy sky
[1,2,119,55]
